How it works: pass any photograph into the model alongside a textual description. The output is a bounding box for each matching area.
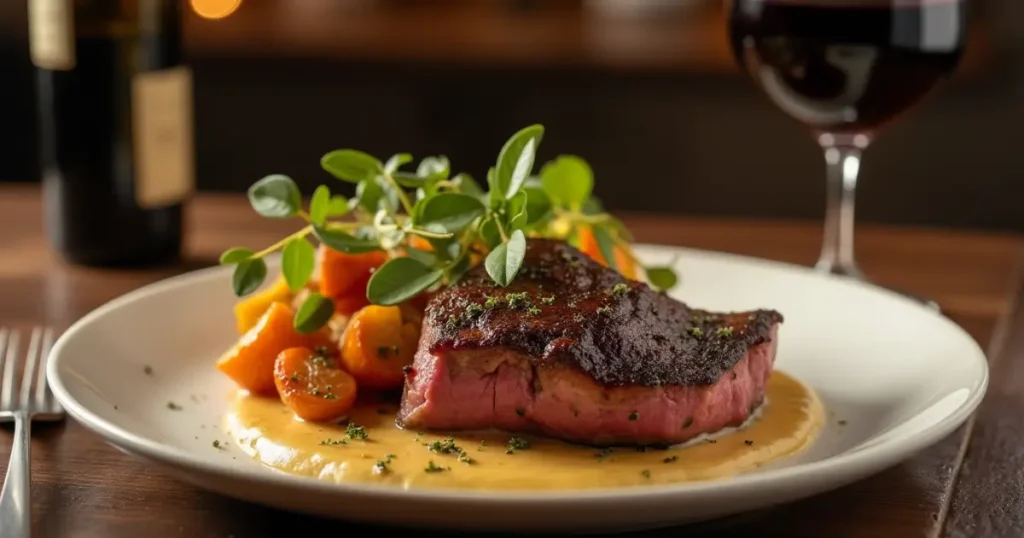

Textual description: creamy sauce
[224,371,824,491]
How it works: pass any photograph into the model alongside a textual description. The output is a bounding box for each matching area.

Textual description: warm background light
[190,0,242,20]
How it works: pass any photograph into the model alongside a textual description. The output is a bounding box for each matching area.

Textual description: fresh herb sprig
[220,125,678,333]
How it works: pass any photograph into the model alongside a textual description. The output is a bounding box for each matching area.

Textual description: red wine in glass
[727,0,968,305]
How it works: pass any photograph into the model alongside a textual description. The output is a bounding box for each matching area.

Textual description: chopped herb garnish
[373,453,398,474]
[478,440,487,451]
[641,469,651,478]
[540,295,556,305]
[506,436,530,454]
[320,438,348,446]
[688,327,703,338]
[484,296,500,309]
[527,306,542,316]
[426,436,459,454]
[629,411,639,421]
[744,440,754,446]
[212,440,223,449]
[663,455,678,463]
[716,327,734,337]
[706,439,717,444]
[167,401,182,411]
[322,393,338,400]
[596,306,612,316]
[505,292,530,310]
[143,365,153,375]
[289,374,300,383]
[425,460,447,473]
[608,283,629,296]
[457,451,475,464]
[345,422,368,440]
[838,420,848,426]
[377,346,391,358]
[465,303,485,317]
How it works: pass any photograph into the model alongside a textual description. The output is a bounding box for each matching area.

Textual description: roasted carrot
[233,276,293,334]
[340,305,420,390]
[273,347,358,422]
[576,226,638,280]
[318,245,387,299]
[216,302,332,395]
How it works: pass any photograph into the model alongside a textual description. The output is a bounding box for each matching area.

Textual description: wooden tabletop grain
[1,185,1022,538]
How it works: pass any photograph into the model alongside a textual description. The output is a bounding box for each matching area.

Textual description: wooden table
[1,186,1022,537]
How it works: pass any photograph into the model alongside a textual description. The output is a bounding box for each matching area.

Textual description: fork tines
[0,327,62,415]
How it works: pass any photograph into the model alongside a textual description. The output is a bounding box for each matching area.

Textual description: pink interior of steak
[399,324,779,446]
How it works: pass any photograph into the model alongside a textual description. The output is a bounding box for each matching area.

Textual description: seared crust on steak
[420,239,782,388]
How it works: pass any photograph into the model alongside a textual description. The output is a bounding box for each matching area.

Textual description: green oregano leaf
[645,266,679,291]
[507,190,528,232]
[366,257,444,306]
[321,150,383,183]
[281,237,316,292]
[294,293,335,334]
[485,229,527,287]
[248,175,301,219]
[231,258,267,297]
[312,225,382,254]
[495,124,544,200]
[540,155,593,211]
[384,153,413,174]
[219,247,253,265]
[417,156,450,182]
[326,195,349,217]
[309,185,331,226]
[418,192,486,233]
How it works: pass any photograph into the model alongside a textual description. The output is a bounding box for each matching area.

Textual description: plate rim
[47,243,990,504]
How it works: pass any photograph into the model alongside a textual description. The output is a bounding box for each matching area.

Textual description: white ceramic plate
[47,245,988,533]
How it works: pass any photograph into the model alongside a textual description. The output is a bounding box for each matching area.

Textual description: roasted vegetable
[233,276,292,334]
[217,302,332,395]
[273,347,358,422]
[340,305,419,390]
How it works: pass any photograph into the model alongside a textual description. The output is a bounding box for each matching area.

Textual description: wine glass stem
[816,143,865,279]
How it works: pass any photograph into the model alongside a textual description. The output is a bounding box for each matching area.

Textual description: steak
[398,238,783,446]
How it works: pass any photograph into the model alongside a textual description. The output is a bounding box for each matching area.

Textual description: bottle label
[28,0,76,70]
[132,66,196,209]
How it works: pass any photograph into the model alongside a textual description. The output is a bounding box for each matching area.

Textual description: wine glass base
[814,260,940,312]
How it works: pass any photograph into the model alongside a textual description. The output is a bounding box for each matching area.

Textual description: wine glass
[726,0,969,307]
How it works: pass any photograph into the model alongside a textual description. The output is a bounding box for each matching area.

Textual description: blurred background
[2,0,1023,231]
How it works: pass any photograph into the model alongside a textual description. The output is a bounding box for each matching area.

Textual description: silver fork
[0,328,64,538]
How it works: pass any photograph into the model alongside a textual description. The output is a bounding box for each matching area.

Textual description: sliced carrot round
[273,347,358,422]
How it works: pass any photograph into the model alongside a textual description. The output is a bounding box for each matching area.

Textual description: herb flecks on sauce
[424,460,448,473]
[167,401,183,411]
[345,422,368,440]
[506,436,531,454]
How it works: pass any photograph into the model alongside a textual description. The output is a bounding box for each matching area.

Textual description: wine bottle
[29,0,194,267]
